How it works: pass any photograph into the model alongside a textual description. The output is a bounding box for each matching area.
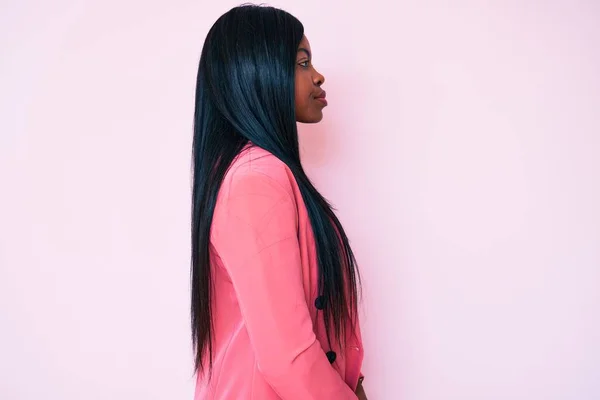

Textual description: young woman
[190,4,367,399]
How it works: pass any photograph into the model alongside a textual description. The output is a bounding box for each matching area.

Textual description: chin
[297,112,324,124]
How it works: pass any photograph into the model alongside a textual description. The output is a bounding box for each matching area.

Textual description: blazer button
[314,296,325,310]
[326,350,336,364]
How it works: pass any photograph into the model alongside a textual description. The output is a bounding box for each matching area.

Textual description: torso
[194,144,364,399]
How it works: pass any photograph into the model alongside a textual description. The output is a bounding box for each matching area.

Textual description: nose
[314,70,325,87]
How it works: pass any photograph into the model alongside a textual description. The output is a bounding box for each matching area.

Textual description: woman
[190,4,367,399]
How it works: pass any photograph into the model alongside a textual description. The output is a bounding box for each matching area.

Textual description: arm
[212,171,357,399]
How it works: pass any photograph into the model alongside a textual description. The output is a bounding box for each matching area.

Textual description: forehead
[298,35,311,50]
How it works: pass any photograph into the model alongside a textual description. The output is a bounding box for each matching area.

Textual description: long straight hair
[191,4,360,376]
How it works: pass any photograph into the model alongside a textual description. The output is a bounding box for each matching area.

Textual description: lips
[314,90,327,106]
[314,90,327,100]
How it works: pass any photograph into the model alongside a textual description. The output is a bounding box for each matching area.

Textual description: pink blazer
[194,143,364,399]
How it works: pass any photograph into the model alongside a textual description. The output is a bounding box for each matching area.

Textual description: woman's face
[295,35,327,123]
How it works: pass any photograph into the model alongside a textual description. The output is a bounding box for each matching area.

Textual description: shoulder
[223,145,296,203]
[212,145,300,245]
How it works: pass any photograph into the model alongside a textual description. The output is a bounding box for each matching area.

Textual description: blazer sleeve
[211,170,357,399]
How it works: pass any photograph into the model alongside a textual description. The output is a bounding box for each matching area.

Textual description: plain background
[1,0,599,399]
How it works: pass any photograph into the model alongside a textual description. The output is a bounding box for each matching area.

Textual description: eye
[298,60,310,68]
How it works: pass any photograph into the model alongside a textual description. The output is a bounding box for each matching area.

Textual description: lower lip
[315,97,328,106]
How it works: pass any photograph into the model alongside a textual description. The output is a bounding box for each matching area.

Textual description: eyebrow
[297,48,311,59]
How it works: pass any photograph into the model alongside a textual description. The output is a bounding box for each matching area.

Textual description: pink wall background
[1,1,599,399]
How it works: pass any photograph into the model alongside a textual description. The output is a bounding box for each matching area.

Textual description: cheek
[294,88,303,108]
[295,77,312,105]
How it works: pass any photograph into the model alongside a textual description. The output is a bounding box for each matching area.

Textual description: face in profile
[294,35,327,123]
